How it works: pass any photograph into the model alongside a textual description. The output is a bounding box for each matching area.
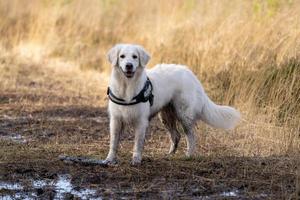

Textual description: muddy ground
[0,64,299,199]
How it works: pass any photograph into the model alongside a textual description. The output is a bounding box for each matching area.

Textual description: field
[0,0,299,199]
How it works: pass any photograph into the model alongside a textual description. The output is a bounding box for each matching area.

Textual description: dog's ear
[107,45,121,66]
[136,45,150,67]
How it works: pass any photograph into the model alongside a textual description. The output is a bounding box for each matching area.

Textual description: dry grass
[0,0,299,198]
[0,0,299,156]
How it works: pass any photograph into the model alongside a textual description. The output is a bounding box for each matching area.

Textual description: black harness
[107,77,154,106]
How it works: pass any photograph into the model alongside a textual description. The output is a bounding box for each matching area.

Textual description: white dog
[104,44,240,165]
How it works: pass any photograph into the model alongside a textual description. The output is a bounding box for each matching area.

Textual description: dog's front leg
[104,116,122,164]
[132,119,148,166]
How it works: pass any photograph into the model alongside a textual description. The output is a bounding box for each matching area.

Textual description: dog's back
[147,64,240,130]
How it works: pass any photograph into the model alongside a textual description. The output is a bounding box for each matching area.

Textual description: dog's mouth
[123,71,135,78]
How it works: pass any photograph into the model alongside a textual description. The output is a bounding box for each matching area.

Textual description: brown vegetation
[0,0,299,199]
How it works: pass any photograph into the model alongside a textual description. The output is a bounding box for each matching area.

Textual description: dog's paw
[103,159,118,166]
[130,156,142,166]
[130,160,142,166]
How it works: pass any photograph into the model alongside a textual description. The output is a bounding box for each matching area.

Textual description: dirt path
[0,63,299,199]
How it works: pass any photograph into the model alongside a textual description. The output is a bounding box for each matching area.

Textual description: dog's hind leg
[180,120,196,157]
[159,104,181,154]
[174,101,197,157]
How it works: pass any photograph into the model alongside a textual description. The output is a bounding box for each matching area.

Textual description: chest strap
[107,77,154,106]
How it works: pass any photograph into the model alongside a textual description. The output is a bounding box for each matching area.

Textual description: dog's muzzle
[123,63,135,78]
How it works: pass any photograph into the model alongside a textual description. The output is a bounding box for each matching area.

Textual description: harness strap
[107,77,154,106]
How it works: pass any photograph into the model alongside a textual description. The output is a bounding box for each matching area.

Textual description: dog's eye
[120,55,125,59]
[132,55,138,59]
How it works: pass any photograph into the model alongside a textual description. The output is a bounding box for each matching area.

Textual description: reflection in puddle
[55,175,73,195]
[53,174,100,199]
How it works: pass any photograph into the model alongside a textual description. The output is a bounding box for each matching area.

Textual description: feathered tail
[200,98,240,130]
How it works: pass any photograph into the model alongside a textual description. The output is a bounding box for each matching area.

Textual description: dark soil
[0,67,299,199]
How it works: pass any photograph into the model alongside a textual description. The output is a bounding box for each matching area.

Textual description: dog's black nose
[125,63,133,71]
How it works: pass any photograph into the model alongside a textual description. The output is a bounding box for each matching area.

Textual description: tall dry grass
[0,0,299,156]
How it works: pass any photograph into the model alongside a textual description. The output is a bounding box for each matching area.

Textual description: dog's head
[107,44,150,78]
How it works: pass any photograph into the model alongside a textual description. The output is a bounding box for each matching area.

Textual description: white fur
[105,44,240,165]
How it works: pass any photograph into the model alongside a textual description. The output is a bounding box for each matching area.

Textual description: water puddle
[0,176,269,199]
[0,174,101,200]
[221,189,239,197]
[202,189,268,199]
[32,180,48,188]
[0,181,31,200]
[53,174,100,200]
[0,134,28,144]
[0,182,23,190]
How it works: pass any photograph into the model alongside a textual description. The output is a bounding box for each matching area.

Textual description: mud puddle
[0,134,28,144]
[0,175,269,200]
[0,174,101,200]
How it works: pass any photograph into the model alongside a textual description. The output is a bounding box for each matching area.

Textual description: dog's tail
[200,97,240,130]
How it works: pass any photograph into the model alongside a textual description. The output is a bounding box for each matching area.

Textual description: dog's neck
[109,67,147,102]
